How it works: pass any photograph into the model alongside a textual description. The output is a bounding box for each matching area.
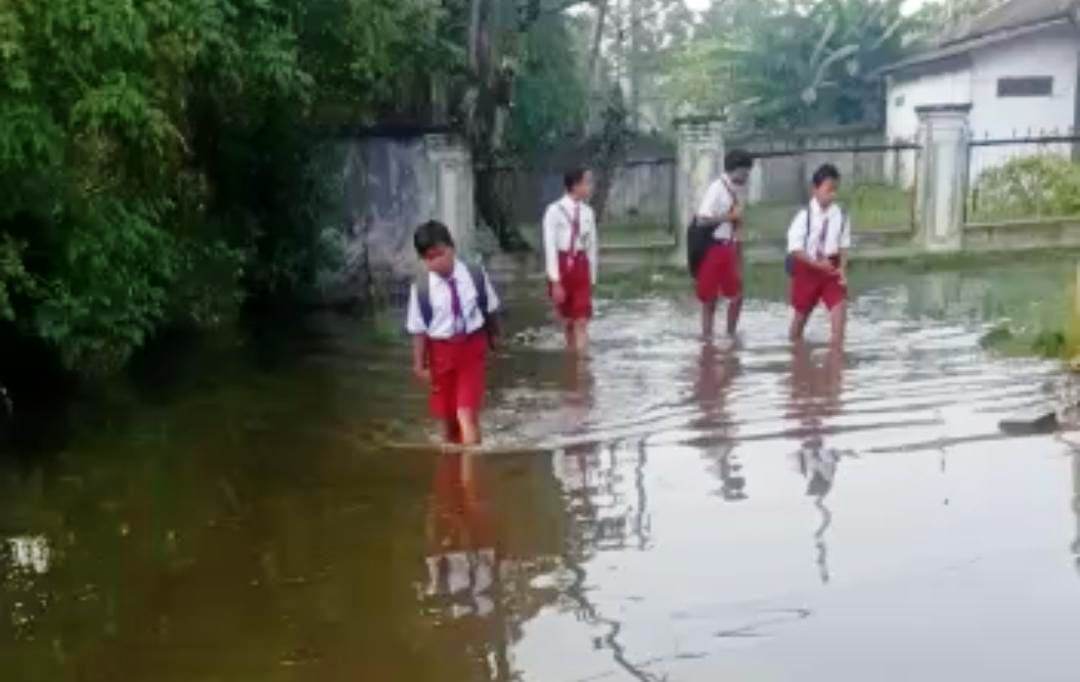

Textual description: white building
[882,0,1080,184]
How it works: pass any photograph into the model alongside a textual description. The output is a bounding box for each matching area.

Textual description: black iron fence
[966,128,1080,224]
[736,139,922,243]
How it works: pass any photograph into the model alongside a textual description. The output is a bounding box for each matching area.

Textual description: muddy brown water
[3,261,1080,681]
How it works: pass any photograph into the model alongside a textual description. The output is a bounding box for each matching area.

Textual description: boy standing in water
[407,221,500,446]
[692,150,754,340]
[543,168,598,352]
[787,164,851,346]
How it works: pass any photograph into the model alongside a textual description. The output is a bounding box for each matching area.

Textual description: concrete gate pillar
[673,117,725,264]
[915,104,972,253]
[425,133,476,257]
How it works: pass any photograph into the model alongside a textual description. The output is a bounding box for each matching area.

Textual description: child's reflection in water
[790,343,846,584]
[695,341,746,500]
[424,452,498,619]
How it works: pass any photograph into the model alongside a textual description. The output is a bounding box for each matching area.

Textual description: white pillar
[673,117,725,263]
[425,134,475,257]
[915,104,971,253]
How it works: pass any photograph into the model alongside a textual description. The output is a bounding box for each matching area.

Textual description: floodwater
[3,259,1080,681]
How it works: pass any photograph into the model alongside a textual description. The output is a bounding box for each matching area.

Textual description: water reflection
[420,450,570,680]
[555,442,659,681]
[789,343,846,585]
[5,535,51,575]
[1073,450,1080,575]
[425,453,498,620]
[694,342,746,500]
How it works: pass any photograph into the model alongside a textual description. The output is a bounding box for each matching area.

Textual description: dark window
[997,76,1053,97]
[894,95,906,107]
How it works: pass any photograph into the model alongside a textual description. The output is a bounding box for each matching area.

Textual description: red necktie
[445,276,465,335]
[570,203,581,256]
[817,217,830,260]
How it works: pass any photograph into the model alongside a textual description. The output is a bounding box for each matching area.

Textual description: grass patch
[744,183,913,241]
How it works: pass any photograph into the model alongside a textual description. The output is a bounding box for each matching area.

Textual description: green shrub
[0,0,452,375]
[971,154,1080,221]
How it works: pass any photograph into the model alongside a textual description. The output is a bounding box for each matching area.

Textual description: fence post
[672,116,725,264]
[915,104,972,253]
[425,133,476,257]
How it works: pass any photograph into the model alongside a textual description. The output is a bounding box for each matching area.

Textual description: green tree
[0,0,451,375]
[669,0,920,128]
[506,13,589,161]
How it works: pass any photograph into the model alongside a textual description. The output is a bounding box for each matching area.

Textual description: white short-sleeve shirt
[696,174,740,241]
[405,260,500,339]
[786,199,852,260]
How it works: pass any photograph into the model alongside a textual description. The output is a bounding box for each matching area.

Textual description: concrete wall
[886,25,1080,183]
[499,159,675,229]
[969,26,1080,178]
[730,128,893,204]
[886,67,969,188]
[604,160,675,228]
[316,133,474,306]
[496,154,673,229]
[887,67,972,142]
[964,218,1080,252]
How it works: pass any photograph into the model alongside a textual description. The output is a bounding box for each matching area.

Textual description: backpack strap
[415,264,494,336]
[468,263,500,348]
[415,273,433,329]
[466,264,488,319]
[804,204,812,252]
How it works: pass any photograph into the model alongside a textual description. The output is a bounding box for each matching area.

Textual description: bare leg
[828,301,847,348]
[726,296,743,337]
[457,408,481,446]
[790,310,811,342]
[444,418,462,445]
[573,320,589,353]
[701,300,718,339]
[563,320,575,349]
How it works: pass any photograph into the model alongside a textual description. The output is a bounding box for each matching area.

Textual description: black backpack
[688,180,739,278]
[415,264,499,346]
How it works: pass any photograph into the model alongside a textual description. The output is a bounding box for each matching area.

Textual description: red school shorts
[549,251,592,320]
[696,242,743,303]
[428,331,488,419]
[790,257,847,314]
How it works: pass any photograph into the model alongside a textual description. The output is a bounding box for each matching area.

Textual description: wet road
[3,262,1080,681]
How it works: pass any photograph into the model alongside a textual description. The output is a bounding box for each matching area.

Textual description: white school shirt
[696,174,740,241]
[786,199,852,260]
[542,195,598,284]
[405,260,500,339]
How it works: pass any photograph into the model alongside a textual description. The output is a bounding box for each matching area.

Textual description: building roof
[880,0,1079,76]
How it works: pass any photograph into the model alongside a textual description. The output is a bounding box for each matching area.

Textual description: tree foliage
[506,13,589,161]
[0,0,450,375]
[668,0,935,128]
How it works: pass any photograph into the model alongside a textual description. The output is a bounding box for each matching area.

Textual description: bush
[0,0,451,375]
[971,154,1080,221]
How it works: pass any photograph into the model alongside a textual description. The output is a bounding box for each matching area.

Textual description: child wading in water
[786,164,851,346]
[407,221,500,446]
[689,150,754,340]
[543,168,598,352]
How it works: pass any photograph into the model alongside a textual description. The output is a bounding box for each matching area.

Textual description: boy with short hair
[787,163,851,346]
[691,149,754,339]
[407,220,501,446]
[543,168,599,352]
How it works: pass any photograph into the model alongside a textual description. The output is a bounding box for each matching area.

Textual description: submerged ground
[3,255,1080,681]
